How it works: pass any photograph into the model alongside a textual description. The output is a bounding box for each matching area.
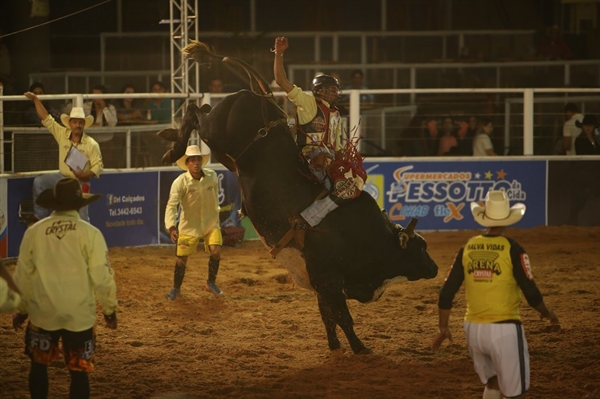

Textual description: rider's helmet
[311,74,340,95]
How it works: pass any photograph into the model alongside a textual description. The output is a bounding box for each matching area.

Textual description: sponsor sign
[90,172,159,247]
[363,159,546,230]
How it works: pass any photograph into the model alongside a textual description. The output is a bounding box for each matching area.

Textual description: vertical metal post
[250,0,256,32]
[564,63,570,86]
[523,89,534,155]
[332,34,339,62]
[381,0,387,31]
[504,100,511,155]
[381,110,386,150]
[409,67,416,104]
[314,35,320,62]
[361,35,367,64]
[349,90,361,149]
[126,128,131,169]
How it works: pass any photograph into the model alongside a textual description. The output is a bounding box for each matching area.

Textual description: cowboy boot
[167,262,186,300]
[205,257,224,296]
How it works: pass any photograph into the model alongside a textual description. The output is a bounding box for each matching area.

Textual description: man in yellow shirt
[165,144,224,299]
[23,92,104,223]
[12,177,118,399]
[430,190,560,399]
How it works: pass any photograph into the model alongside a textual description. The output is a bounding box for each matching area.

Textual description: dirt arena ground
[1,225,599,399]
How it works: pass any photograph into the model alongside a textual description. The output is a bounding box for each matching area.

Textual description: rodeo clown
[273,36,366,227]
[165,143,225,300]
[430,190,560,399]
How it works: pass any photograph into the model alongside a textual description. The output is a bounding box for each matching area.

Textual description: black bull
[159,57,438,356]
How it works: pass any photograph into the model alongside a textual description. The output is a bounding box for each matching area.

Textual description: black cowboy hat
[575,115,599,128]
[36,178,101,211]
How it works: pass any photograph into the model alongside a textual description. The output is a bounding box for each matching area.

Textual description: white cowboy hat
[60,107,94,129]
[176,144,211,171]
[470,190,526,227]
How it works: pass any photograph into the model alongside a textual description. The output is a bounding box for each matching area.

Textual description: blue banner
[362,159,546,230]
[90,172,159,247]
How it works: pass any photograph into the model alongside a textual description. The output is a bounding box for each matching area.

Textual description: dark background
[1,0,598,94]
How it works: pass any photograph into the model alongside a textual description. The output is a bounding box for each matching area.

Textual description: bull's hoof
[354,346,373,355]
[161,149,175,165]
[157,128,180,142]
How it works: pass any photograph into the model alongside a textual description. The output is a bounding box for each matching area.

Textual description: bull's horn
[405,218,418,238]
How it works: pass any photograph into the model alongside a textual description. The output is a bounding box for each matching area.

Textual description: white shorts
[464,321,530,398]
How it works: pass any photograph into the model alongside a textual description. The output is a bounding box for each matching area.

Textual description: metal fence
[1,88,599,175]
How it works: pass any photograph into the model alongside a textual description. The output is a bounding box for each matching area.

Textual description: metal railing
[2,88,599,174]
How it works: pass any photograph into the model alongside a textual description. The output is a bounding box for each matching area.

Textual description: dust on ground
[1,226,599,398]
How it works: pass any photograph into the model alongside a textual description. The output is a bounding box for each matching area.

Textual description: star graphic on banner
[497,169,507,179]
[475,172,481,179]
[485,171,493,179]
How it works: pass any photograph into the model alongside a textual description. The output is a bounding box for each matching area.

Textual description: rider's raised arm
[273,37,294,93]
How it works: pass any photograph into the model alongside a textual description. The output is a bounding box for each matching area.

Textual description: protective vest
[296,99,341,149]
[462,235,522,323]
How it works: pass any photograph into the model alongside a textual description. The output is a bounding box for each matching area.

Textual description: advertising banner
[363,159,546,230]
[90,172,159,247]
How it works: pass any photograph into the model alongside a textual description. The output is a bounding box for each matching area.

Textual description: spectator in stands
[472,118,497,156]
[342,69,374,105]
[83,85,117,128]
[23,91,103,223]
[401,116,440,157]
[116,84,143,123]
[207,77,224,106]
[561,103,584,155]
[145,81,178,124]
[538,25,573,61]
[453,116,474,156]
[21,82,60,126]
[467,116,478,137]
[574,115,600,155]
[438,116,458,155]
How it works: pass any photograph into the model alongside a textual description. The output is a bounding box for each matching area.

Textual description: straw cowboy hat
[60,107,94,129]
[176,144,211,171]
[470,190,526,227]
[36,178,101,211]
[575,115,599,128]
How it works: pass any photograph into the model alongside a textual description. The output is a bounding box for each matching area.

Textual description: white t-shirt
[473,134,494,156]
[563,113,583,155]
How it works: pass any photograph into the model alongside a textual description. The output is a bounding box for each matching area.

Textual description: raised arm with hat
[24,92,104,223]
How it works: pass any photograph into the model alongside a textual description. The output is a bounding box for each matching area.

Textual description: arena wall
[1,157,598,258]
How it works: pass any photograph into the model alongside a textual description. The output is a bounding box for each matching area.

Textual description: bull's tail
[183,40,222,65]
[184,40,272,97]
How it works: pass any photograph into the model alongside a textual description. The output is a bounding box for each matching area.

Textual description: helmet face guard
[312,74,341,104]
